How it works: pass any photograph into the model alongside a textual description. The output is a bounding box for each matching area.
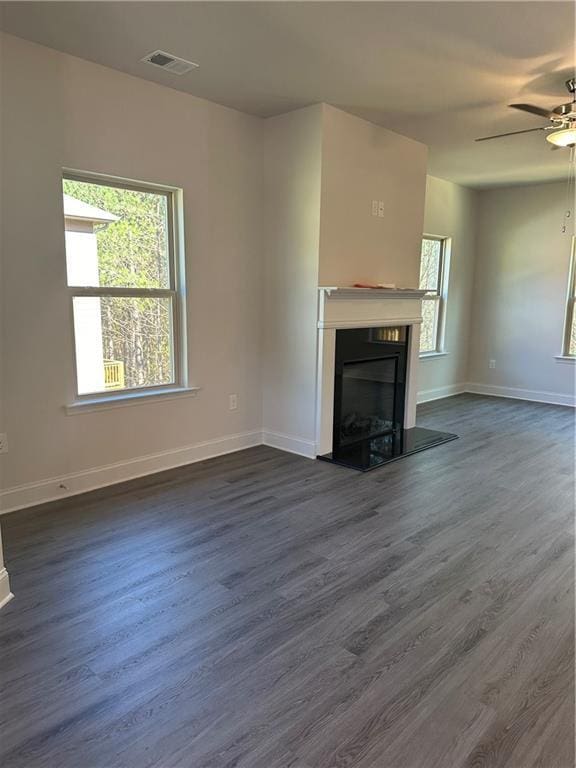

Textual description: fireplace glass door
[330,326,408,469]
[338,357,399,448]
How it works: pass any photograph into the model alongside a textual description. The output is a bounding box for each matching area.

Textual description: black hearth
[319,326,457,471]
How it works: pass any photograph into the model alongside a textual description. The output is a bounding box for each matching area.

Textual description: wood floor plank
[0,394,573,767]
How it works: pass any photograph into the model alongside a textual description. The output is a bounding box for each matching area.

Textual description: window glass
[63,175,180,397]
[63,179,170,289]
[419,237,446,355]
[419,238,442,293]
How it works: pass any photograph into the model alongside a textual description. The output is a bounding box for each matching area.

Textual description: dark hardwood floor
[0,394,574,768]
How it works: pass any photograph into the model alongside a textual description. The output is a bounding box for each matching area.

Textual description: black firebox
[318,326,457,471]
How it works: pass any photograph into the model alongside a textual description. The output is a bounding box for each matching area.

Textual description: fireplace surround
[315,287,457,470]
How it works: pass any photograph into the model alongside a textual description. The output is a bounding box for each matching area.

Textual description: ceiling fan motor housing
[553,102,576,119]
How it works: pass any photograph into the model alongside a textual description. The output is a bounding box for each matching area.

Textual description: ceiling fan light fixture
[546,127,576,147]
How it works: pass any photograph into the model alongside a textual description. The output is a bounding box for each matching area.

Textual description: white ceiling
[1,1,574,188]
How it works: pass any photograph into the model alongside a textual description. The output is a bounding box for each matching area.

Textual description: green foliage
[64,179,169,289]
[64,179,173,389]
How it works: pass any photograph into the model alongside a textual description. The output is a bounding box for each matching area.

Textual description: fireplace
[334,326,408,455]
[316,295,457,471]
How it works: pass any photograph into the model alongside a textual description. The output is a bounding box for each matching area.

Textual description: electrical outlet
[489,359,496,369]
[378,200,385,218]
[228,394,238,411]
[0,433,7,454]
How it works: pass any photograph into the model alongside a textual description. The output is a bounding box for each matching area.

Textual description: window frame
[561,236,576,358]
[419,235,450,357]
[63,170,187,403]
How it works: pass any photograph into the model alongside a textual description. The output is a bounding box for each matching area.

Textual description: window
[563,237,576,357]
[63,174,184,397]
[419,236,449,355]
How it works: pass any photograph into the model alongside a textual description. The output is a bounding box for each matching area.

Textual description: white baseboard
[466,382,576,408]
[2,380,573,515]
[262,430,317,459]
[418,381,575,408]
[417,383,468,404]
[0,430,262,515]
[0,567,13,610]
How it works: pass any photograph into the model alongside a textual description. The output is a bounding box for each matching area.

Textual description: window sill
[65,386,201,415]
[554,355,576,364]
[419,351,449,360]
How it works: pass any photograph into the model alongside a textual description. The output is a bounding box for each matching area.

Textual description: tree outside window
[419,237,448,355]
[63,175,183,396]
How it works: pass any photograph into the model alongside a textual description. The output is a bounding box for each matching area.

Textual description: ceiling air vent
[141,50,199,76]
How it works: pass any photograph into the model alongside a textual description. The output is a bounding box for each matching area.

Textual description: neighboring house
[63,194,120,394]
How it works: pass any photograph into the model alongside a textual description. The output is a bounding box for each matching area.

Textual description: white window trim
[63,170,188,406]
[419,235,451,358]
[560,235,576,358]
[420,351,449,360]
[65,386,201,415]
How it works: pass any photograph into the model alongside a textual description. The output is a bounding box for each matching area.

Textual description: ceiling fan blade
[475,126,547,142]
[509,103,554,119]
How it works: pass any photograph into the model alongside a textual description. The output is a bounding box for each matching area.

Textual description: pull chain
[563,144,575,234]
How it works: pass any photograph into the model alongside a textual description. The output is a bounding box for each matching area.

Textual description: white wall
[0,33,264,510]
[468,181,575,404]
[0,32,10,595]
[418,177,575,407]
[262,104,429,453]
[319,105,428,288]
[418,176,478,401]
[262,105,323,454]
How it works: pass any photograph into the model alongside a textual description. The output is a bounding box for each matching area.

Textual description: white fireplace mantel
[315,286,426,456]
[317,286,428,329]
[319,286,427,300]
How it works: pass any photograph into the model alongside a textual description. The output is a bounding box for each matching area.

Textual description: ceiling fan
[476,78,576,148]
